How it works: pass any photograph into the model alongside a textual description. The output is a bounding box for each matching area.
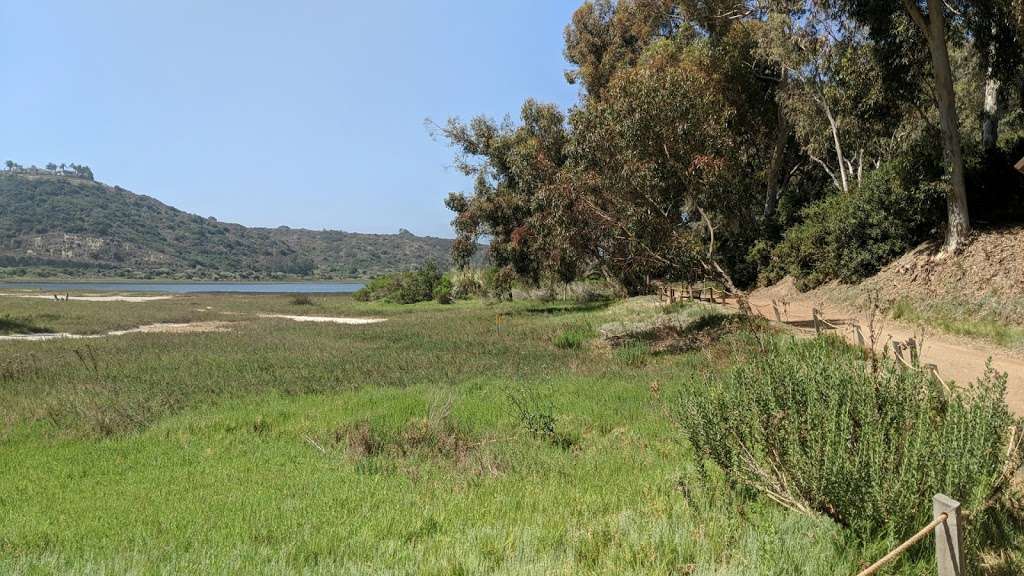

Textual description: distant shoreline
[0,279,366,294]
[0,277,366,285]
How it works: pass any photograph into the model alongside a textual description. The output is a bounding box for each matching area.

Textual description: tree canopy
[440,0,1024,294]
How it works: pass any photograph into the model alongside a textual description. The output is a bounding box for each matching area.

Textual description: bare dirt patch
[0,321,234,341]
[0,293,173,303]
[257,314,386,325]
[725,227,1024,414]
[110,321,234,335]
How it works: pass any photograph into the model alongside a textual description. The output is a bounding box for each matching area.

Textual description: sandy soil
[0,321,234,341]
[0,293,173,302]
[257,314,386,325]
[730,286,1024,416]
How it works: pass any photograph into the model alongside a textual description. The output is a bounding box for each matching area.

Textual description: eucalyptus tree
[970,0,1024,153]
[560,29,777,291]
[563,0,681,99]
[438,99,574,284]
[756,4,920,195]
[838,0,1022,252]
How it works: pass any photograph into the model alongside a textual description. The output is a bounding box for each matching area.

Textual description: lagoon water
[0,281,364,294]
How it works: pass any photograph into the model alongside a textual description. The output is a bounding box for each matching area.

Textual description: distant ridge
[0,173,458,280]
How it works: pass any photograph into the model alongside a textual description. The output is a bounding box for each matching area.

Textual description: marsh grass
[0,292,1019,574]
[614,340,650,367]
[0,313,51,334]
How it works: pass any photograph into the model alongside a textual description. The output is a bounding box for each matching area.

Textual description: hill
[0,173,459,280]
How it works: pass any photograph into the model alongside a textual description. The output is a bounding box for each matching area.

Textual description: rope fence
[855,494,962,576]
[657,283,951,389]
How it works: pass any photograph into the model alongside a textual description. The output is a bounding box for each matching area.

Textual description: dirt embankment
[850,226,1023,321]
[742,227,1024,415]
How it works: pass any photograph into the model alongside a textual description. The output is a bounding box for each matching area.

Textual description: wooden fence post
[906,337,919,368]
[853,322,865,348]
[934,494,963,576]
[669,288,676,304]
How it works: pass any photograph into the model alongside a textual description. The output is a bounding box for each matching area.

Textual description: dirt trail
[256,314,386,325]
[720,290,1024,416]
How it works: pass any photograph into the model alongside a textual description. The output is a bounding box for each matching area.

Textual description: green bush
[506,388,577,450]
[677,334,1021,558]
[353,262,445,304]
[765,160,944,290]
[483,266,516,301]
[434,276,454,304]
[353,275,395,302]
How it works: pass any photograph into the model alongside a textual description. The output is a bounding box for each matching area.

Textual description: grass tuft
[289,294,316,306]
[553,320,596,350]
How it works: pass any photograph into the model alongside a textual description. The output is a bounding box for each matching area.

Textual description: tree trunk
[907,0,971,253]
[981,75,1004,153]
[764,90,789,219]
[821,95,849,192]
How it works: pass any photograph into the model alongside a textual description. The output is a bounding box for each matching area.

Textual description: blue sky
[0,1,580,237]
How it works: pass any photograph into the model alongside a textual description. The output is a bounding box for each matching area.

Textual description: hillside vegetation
[0,173,458,280]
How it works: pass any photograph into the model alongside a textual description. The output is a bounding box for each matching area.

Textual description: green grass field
[0,293,1009,574]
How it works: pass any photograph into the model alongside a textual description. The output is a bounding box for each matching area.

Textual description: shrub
[434,276,454,304]
[507,389,577,450]
[677,334,1021,557]
[353,275,395,302]
[289,294,315,306]
[765,159,944,290]
[352,262,445,304]
[449,268,485,298]
[483,266,516,301]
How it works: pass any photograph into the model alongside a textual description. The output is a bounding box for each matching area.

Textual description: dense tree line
[441,0,1024,294]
